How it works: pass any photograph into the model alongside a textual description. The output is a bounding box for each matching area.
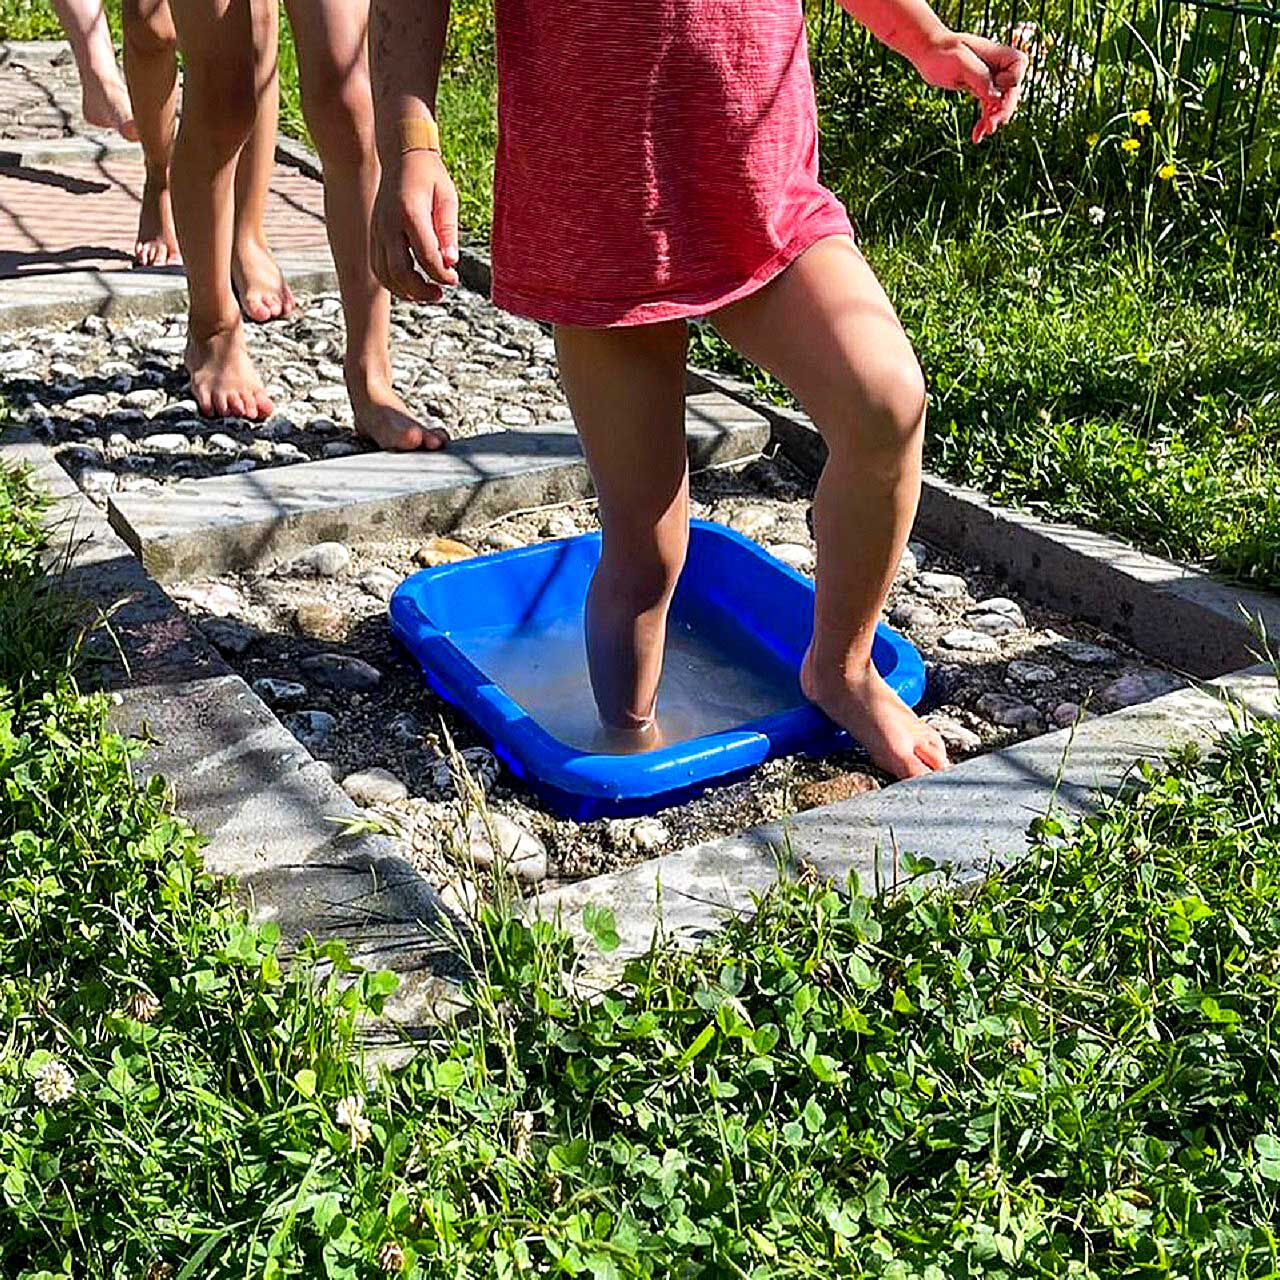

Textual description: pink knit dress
[491,0,854,328]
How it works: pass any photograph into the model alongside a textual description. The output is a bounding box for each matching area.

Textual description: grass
[3,461,1280,1277]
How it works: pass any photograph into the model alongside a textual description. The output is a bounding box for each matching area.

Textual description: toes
[280,286,298,316]
[252,389,275,420]
[243,296,271,324]
[422,426,450,451]
[915,732,950,772]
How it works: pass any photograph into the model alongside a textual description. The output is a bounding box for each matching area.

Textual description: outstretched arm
[838,0,1027,142]
[369,0,459,301]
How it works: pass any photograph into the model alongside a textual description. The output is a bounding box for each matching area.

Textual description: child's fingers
[405,202,458,289]
[434,180,461,272]
[381,217,444,304]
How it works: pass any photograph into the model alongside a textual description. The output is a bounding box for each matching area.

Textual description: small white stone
[889,600,941,631]
[343,767,409,807]
[498,404,534,426]
[1007,659,1057,684]
[941,627,999,654]
[147,335,187,356]
[769,542,815,572]
[924,713,982,752]
[310,384,349,405]
[630,817,670,852]
[65,393,110,415]
[292,541,351,578]
[123,388,165,411]
[728,506,777,540]
[465,810,547,883]
[540,512,578,539]
[171,582,244,617]
[205,432,240,454]
[358,567,401,602]
[912,571,969,600]
[478,529,525,552]
[0,348,38,373]
[272,441,307,462]
[142,432,190,454]
[965,597,1027,636]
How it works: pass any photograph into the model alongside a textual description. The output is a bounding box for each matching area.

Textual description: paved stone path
[0,41,333,323]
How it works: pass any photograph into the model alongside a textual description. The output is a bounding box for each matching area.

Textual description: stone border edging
[530,664,1277,976]
[688,366,1280,680]
[1,427,460,1021]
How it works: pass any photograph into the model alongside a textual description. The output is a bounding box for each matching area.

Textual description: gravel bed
[163,453,1185,914]
[4,289,565,498]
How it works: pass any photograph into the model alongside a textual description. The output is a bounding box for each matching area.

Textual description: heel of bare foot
[135,173,181,268]
[185,319,274,420]
[348,367,449,452]
[80,65,138,141]
[232,236,297,324]
[801,650,949,780]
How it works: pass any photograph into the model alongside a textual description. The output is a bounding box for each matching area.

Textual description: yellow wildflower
[1271,229,1280,244]
[1157,163,1177,181]
[1086,133,1101,147]
[1132,109,1152,127]
[1121,137,1141,154]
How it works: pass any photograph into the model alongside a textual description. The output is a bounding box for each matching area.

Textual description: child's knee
[829,352,927,459]
[300,66,374,166]
[123,0,177,56]
[598,535,687,612]
[183,55,257,151]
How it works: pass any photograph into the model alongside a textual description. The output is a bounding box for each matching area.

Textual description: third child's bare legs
[121,0,179,266]
[168,0,273,419]
[52,0,138,139]
[231,0,296,322]
[714,236,948,778]
[284,0,446,450]
[554,321,691,748]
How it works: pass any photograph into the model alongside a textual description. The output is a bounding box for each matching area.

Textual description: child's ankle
[187,309,245,344]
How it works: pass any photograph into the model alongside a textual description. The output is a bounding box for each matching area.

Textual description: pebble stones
[1055,639,1117,666]
[291,541,351,578]
[290,709,336,751]
[975,692,1044,732]
[464,810,548,884]
[911,571,968,600]
[608,816,672,853]
[1099,669,1185,709]
[924,713,983,753]
[358,567,401,602]
[768,543,815,572]
[964,597,1026,636]
[793,771,880,811]
[414,536,476,567]
[252,677,308,707]
[431,746,499,795]
[342,767,409,807]
[728,505,777,540]
[889,600,941,632]
[299,652,382,691]
[294,601,349,643]
[940,627,999,654]
[1006,659,1057,685]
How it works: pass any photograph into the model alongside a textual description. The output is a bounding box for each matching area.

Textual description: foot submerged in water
[801,651,949,780]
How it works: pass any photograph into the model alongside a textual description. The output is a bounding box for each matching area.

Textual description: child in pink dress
[369,0,1026,780]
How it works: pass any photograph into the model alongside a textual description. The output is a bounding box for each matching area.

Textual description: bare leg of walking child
[51,0,137,139]
[284,0,447,450]
[166,0,274,418]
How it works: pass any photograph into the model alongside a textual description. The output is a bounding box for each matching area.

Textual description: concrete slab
[108,390,770,580]
[530,666,1278,971]
[3,428,458,1013]
[691,367,1280,679]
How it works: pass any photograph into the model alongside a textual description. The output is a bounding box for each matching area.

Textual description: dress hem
[491,210,854,329]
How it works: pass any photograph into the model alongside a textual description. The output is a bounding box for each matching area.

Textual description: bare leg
[230,0,296,323]
[713,236,948,779]
[283,0,446,450]
[121,0,179,266]
[51,0,137,139]
[168,0,273,419]
[555,321,690,747]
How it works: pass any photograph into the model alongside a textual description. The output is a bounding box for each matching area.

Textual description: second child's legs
[714,236,948,778]
[51,0,137,139]
[168,0,273,419]
[284,0,446,450]
[231,0,296,322]
[121,0,179,266]
[554,321,691,746]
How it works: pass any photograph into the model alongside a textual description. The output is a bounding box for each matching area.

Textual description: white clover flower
[335,1094,365,1128]
[34,1060,75,1106]
[1089,205,1106,226]
[124,990,161,1023]
[1024,265,1043,289]
[511,1110,535,1161]
[349,1114,373,1147]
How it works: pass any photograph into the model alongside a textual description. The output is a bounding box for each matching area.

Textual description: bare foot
[80,64,138,141]
[134,174,181,268]
[349,368,449,451]
[185,320,274,420]
[232,235,297,324]
[801,652,950,780]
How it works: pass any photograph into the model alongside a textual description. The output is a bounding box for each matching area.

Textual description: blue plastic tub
[389,520,926,820]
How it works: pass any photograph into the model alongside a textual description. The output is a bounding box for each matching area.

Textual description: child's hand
[911,32,1028,143]
[371,149,460,303]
